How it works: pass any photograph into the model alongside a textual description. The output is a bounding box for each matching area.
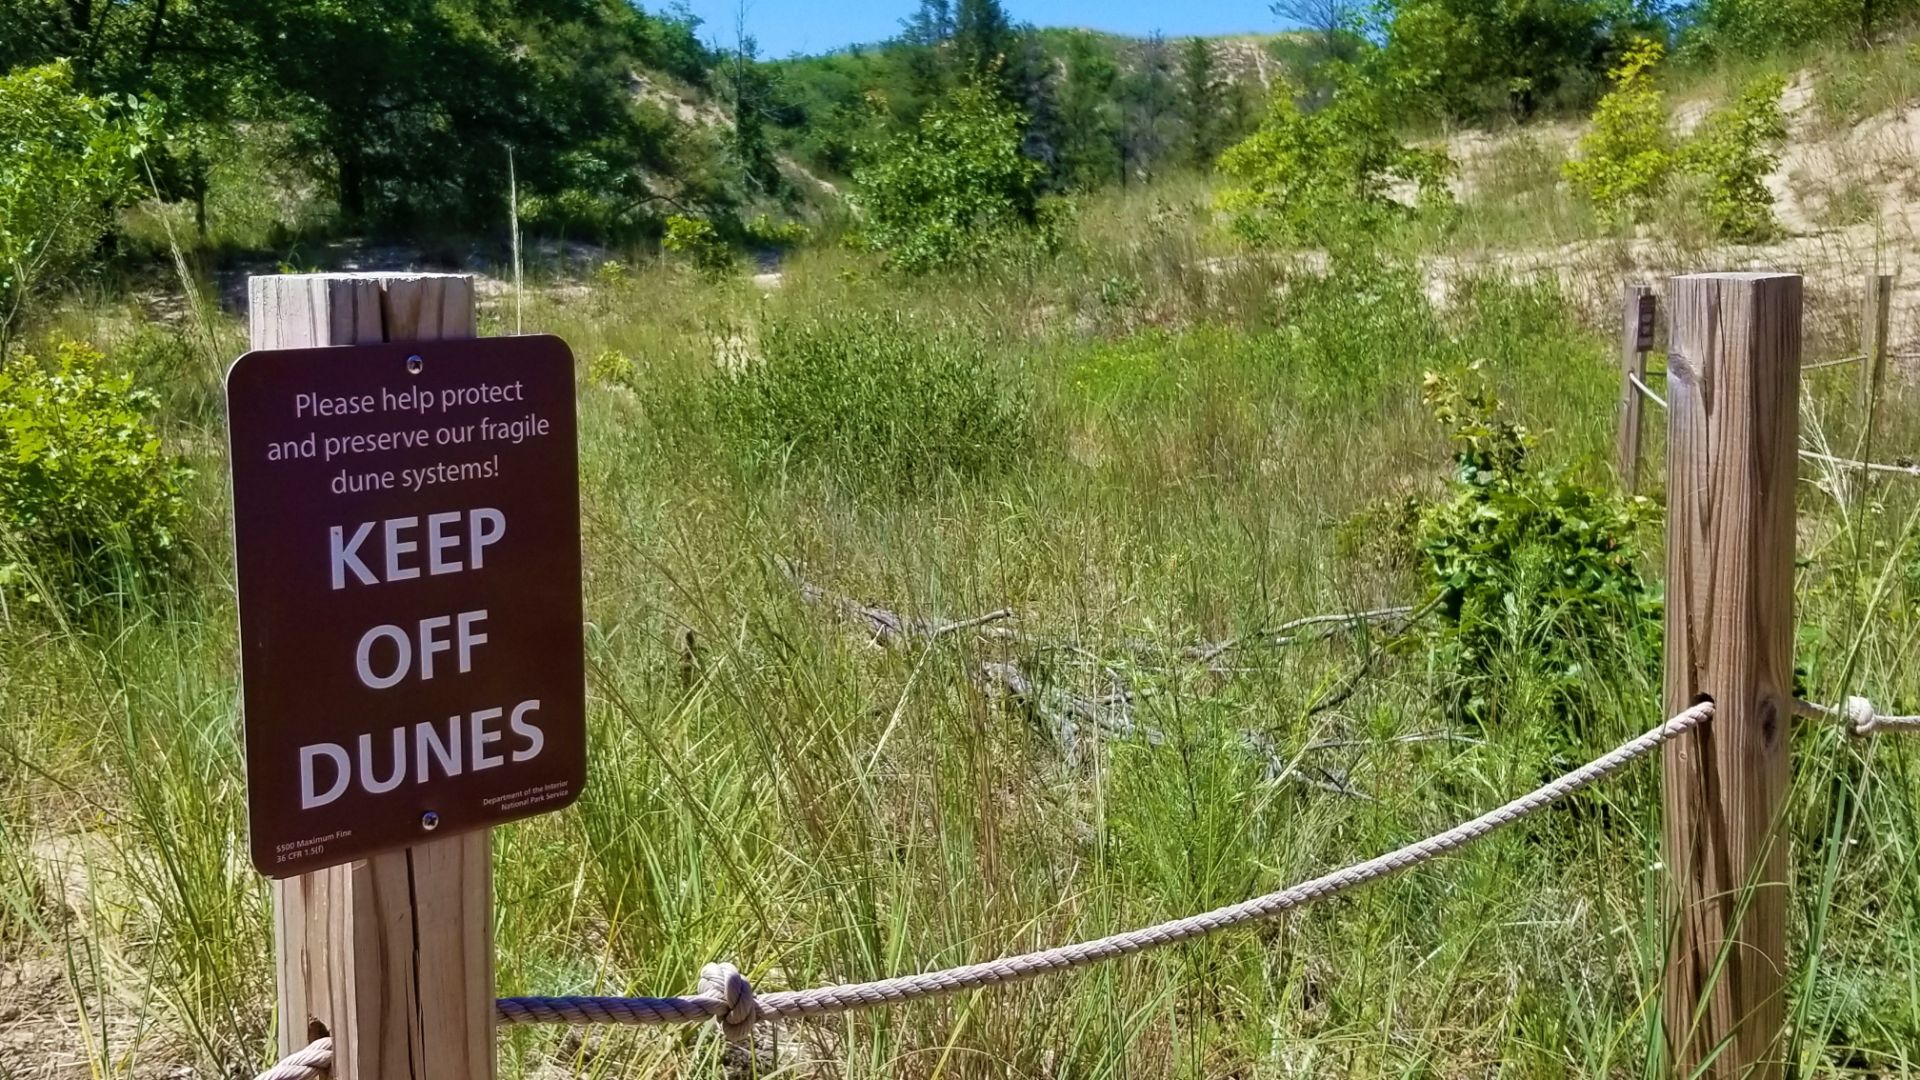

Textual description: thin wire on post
[1629,372,1668,409]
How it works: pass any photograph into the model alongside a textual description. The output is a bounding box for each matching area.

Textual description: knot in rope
[1844,695,1879,737]
[699,962,760,1041]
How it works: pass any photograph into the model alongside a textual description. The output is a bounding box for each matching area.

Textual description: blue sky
[666,0,1292,59]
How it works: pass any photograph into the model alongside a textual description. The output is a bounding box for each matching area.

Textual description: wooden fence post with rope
[1660,272,1799,1079]
[249,273,497,1080]
[1616,282,1658,492]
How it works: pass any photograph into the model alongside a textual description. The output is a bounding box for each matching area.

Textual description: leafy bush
[1563,39,1674,221]
[1373,0,1632,122]
[587,348,637,387]
[744,213,811,249]
[1415,370,1655,720]
[850,82,1047,273]
[1215,76,1450,248]
[0,62,150,346]
[662,215,735,278]
[0,341,189,603]
[710,312,1028,489]
[118,324,220,427]
[1680,74,1788,242]
[1682,0,1912,58]
[1070,333,1181,413]
[592,259,633,290]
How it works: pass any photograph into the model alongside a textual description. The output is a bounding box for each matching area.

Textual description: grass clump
[0,340,189,606]
[1414,369,1656,723]
[711,311,1029,489]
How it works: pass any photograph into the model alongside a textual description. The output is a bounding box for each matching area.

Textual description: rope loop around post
[253,1038,332,1080]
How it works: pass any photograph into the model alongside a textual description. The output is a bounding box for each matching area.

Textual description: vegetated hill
[763,29,1300,186]
[1429,42,1920,346]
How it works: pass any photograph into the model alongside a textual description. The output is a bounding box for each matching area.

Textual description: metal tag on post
[226,335,586,877]
[1636,292,1657,352]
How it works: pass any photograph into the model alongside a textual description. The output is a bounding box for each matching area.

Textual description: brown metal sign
[226,336,585,877]
[1636,293,1658,352]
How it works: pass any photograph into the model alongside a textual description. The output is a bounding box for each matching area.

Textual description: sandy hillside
[1436,71,1920,356]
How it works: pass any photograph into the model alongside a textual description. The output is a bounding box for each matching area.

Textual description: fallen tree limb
[975,660,1164,761]
[1186,606,1418,664]
[780,557,1013,645]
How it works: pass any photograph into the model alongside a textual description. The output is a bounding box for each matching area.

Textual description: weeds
[7,101,1920,1080]
[710,310,1029,490]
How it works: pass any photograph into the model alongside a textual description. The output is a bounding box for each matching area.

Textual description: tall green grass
[4,189,1920,1078]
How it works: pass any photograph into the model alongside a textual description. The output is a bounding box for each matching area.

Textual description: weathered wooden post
[1661,272,1799,1079]
[251,273,496,1080]
[1859,272,1893,417]
[1616,282,1658,492]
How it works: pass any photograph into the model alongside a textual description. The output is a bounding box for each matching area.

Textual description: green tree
[1215,75,1450,246]
[851,81,1044,272]
[1684,0,1916,55]
[1056,32,1123,188]
[1116,33,1180,183]
[1,0,719,234]
[723,30,784,195]
[1563,38,1674,220]
[1010,29,1067,183]
[1371,0,1646,122]
[900,0,957,105]
[1180,37,1226,170]
[0,62,149,350]
[953,0,1016,98]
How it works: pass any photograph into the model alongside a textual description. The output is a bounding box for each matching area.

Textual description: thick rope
[253,1038,331,1080]
[240,692,1920,1075]
[494,702,1715,1038]
[1796,696,1920,736]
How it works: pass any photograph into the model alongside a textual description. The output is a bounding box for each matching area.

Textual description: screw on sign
[226,336,586,876]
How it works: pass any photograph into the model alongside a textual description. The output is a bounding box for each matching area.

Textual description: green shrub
[710,312,1028,489]
[1415,370,1656,721]
[0,341,189,604]
[592,259,633,290]
[1070,332,1181,413]
[118,325,220,428]
[744,213,811,249]
[1215,74,1450,248]
[1563,39,1674,222]
[662,215,735,278]
[587,348,637,387]
[1680,74,1788,242]
[1683,0,1911,58]
[850,83,1047,273]
[0,62,151,347]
